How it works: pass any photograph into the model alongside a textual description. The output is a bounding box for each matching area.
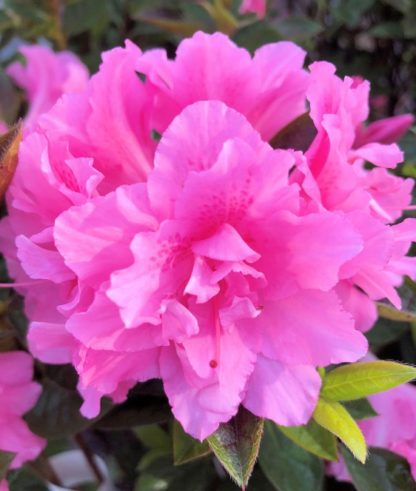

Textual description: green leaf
[377,303,416,322]
[259,421,324,491]
[343,398,378,420]
[321,361,416,402]
[380,0,412,13]
[93,396,171,430]
[136,425,171,451]
[330,0,376,27]
[8,467,48,491]
[277,419,338,461]
[207,407,263,487]
[269,113,317,152]
[233,20,281,53]
[313,399,367,463]
[367,318,409,350]
[136,425,171,472]
[0,451,14,480]
[173,420,211,465]
[63,0,111,36]
[342,446,416,491]
[274,16,323,42]
[25,378,104,439]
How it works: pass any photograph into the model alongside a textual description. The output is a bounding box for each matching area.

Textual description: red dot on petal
[209,360,218,368]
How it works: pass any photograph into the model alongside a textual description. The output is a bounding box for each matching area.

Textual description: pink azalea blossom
[0,480,8,491]
[330,383,416,481]
[7,44,88,129]
[240,0,266,18]
[1,33,414,440]
[0,351,45,469]
[295,61,416,331]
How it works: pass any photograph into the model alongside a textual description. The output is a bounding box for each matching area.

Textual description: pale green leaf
[321,361,416,401]
[313,399,367,463]
[278,419,338,461]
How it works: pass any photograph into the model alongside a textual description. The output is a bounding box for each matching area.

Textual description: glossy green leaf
[25,378,103,439]
[207,407,263,487]
[343,398,378,420]
[259,421,324,491]
[173,420,210,465]
[313,399,367,463]
[0,451,14,480]
[93,395,171,430]
[377,303,416,323]
[342,446,416,491]
[278,419,338,461]
[321,361,416,402]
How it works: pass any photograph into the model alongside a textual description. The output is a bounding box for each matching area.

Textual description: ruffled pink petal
[254,290,367,365]
[243,355,321,426]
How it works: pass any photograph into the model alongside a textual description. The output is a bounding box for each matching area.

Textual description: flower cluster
[0,42,87,488]
[1,32,415,440]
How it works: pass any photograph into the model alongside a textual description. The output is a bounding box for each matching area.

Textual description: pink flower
[7,44,88,129]
[296,61,416,331]
[0,352,45,469]
[0,480,8,491]
[240,0,266,17]
[1,33,413,440]
[330,383,416,481]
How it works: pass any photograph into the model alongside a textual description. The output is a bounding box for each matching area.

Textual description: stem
[74,433,104,485]
[27,457,63,487]
[48,0,66,50]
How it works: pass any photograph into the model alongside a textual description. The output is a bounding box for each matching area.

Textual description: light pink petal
[171,32,255,115]
[161,324,256,440]
[108,221,193,327]
[336,282,377,333]
[16,234,74,283]
[149,101,263,218]
[249,42,308,139]
[7,44,88,128]
[28,321,76,364]
[286,212,363,290]
[192,224,259,262]
[184,257,220,303]
[86,41,155,184]
[0,352,34,386]
[0,417,45,468]
[161,300,199,342]
[67,292,164,352]
[77,346,160,418]
[254,290,368,365]
[243,356,321,426]
[352,142,404,168]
